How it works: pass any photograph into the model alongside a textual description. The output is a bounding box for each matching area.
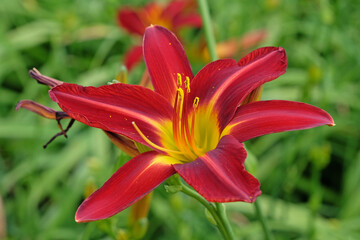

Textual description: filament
[132,121,182,154]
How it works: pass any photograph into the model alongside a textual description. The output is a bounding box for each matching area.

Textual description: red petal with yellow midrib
[143,25,193,105]
[189,47,287,131]
[75,152,177,222]
[174,135,261,202]
[49,83,173,149]
[224,100,335,143]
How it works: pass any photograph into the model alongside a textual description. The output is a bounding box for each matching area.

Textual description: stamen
[132,121,182,154]
[177,73,182,87]
[184,76,191,93]
[181,96,203,157]
[173,88,198,160]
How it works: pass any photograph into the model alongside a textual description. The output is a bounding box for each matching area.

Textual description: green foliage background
[0,0,359,239]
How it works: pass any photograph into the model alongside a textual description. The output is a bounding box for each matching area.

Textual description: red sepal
[49,83,173,148]
[225,100,335,142]
[75,152,176,222]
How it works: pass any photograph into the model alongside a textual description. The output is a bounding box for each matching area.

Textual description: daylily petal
[75,152,180,222]
[117,8,146,35]
[49,83,173,148]
[174,135,261,202]
[223,100,335,142]
[163,0,187,20]
[186,58,238,102]
[172,14,202,30]
[124,45,143,71]
[143,25,193,104]
[189,47,287,130]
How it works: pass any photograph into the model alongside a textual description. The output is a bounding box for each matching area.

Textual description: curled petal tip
[15,100,60,119]
[75,209,91,223]
[249,190,262,203]
[74,214,84,223]
[28,68,63,88]
[74,211,81,222]
[325,113,335,127]
[146,24,156,30]
[15,101,23,111]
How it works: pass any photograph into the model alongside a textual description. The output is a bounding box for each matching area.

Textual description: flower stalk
[254,200,274,240]
[215,203,235,240]
[167,175,234,240]
[197,0,218,61]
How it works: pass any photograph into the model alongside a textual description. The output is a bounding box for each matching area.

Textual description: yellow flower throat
[133,73,220,163]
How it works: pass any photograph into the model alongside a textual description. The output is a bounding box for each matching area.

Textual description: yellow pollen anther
[177,73,182,87]
[177,88,184,100]
[193,97,199,108]
[184,76,190,93]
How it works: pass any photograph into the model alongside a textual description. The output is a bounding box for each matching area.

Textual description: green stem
[254,200,274,240]
[170,176,233,239]
[215,203,235,240]
[197,0,218,61]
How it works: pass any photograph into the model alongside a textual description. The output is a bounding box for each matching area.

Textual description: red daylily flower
[47,26,334,222]
[117,0,202,71]
[198,29,268,61]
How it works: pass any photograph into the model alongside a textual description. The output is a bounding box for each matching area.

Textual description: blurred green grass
[1,0,359,239]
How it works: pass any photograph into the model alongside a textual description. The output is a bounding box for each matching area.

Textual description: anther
[193,97,199,108]
[177,73,182,87]
[177,88,184,99]
[185,76,190,93]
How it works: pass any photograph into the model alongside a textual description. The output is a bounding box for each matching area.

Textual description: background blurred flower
[117,0,202,71]
[201,29,268,61]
